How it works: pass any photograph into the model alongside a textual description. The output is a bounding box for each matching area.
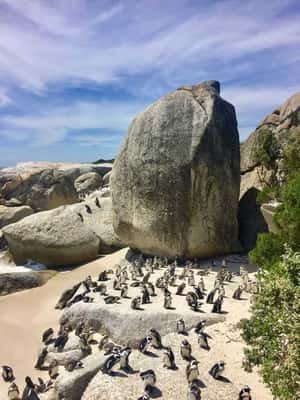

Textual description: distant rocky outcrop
[2,194,124,266]
[239,92,300,250]
[74,172,103,195]
[111,80,240,258]
[0,162,112,211]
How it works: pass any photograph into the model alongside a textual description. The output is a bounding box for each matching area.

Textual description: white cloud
[0,88,11,107]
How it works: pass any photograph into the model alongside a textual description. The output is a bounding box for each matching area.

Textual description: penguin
[194,319,207,334]
[176,282,186,295]
[84,204,92,214]
[36,377,47,394]
[147,282,156,296]
[139,336,152,354]
[131,296,142,310]
[113,278,121,290]
[219,284,225,297]
[198,278,205,292]
[186,291,199,311]
[93,283,107,295]
[239,385,252,400]
[149,328,163,349]
[233,285,243,300]
[7,382,19,400]
[198,332,210,350]
[180,340,192,360]
[140,369,156,392]
[98,336,109,350]
[206,288,217,304]
[193,286,204,300]
[54,331,69,351]
[64,360,83,372]
[104,295,120,304]
[137,394,150,400]
[176,318,186,334]
[164,292,172,309]
[169,275,176,286]
[2,365,14,382]
[42,328,54,345]
[120,284,128,298]
[22,376,40,400]
[48,360,59,379]
[141,286,151,304]
[77,212,84,222]
[187,382,201,400]
[186,359,199,383]
[212,295,223,313]
[101,353,121,374]
[119,347,132,371]
[163,346,176,369]
[209,361,225,379]
[95,197,101,208]
[98,271,108,281]
[35,347,48,370]
[142,272,151,284]
[75,321,85,337]
[188,274,195,287]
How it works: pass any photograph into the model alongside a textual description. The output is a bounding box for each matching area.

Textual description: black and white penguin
[98,270,108,281]
[54,331,69,351]
[1,366,14,382]
[42,328,54,345]
[233,285,243,300]
[64,360,83,372]
[140,369,156,392]
[104,295,120,304]
[139,336,152,354]
[163,346,176,369]
[194,320,206,334]
[101,353,121,374]
[164,292,173,309]
[137,394,150,400]
[176,282,186,295]
[212,295,223,313]
[131,296,142,310]
[186,359,199,383]
[188,274,195,287]
[186,291,199,311]
[98,336,115,354]
[180,339,192,360]
[193,286,204,300]
[35,347,48,370]
[141,286,151,304]
[113,278,121,290]
[206,288,217,304]
[119,347,132,371]
[77,212,84,222]
[198,332,210,350]
[48,360,59,379]
[7,382,19,400]
[187,382,201,400]
[93,283,107,295]
[198,277,205,292]
[147,282,156,296]
[120,284,128,298]
[209,361,225,379]
[149,329,163,349]
[176,318,186,334]
[22,376,40,400]
[239,385,252,400]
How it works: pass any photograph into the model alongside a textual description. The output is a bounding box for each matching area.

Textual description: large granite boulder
[0,162,112,211]
[2,195,123,266]
[0,204,34,229]
[111,80,240,258]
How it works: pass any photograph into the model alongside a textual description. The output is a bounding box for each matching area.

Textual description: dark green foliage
[93,158,115,164]
[249,232,284,267]
[240,248,300,400]
[254,129,279,170]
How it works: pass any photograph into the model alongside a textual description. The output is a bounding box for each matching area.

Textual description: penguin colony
[1,256,258,399]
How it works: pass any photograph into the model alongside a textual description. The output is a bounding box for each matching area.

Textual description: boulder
[74,172,103,194]
[0,204,34,229]
[260,202,281,234]
[2,196,123,266]
[2,206,100,266]
[111,80,240,258]
[102,170,111,186]
[0,270,56,296]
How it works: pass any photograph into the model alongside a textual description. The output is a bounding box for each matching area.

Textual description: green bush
[249,232,284,268]
[241,247,300,400]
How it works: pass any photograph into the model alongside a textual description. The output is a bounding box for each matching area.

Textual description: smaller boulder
[74,173,103,194]
[0,205,34,229]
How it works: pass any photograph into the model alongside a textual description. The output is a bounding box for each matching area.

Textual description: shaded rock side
[111,80,240,258]
[74,172,103,194]
[0,270,56,296]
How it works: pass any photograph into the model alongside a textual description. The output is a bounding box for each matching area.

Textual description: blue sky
[0,0,299,166]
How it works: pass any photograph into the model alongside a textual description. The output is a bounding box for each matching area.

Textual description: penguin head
[182,339,189,346]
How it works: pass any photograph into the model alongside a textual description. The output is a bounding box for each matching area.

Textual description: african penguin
[7,382,19,400]
[186,359,199,383]
[239,385,252,400]
[1,366,14,382]
[180,340,192,360]
[209,361,225,379]
[101,353,121,374]
[139,336,152,354]
[163,346,176,369]
[149,329,163,349]
[176,318,186,334]
[42,327,54,345]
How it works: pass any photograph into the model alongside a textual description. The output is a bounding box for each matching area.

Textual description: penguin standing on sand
[164,292,173,309]
[149,329,163,349]
[163,346,176,369]
[233,285,243,300]
[198,332,210,350]
[22,376,40,400]
[1,365,14,382]
[139,336,153,354]
[137,394,150,400]
[42,328,54,345]
[176,318,186,334]
[187,382,201,400]
[120,283,128,298]
[141,286,151,304]
[194,320,206,334]
[206,287,217,304]
[35,347,48,370]
[186,359,199,383]
[131,296,142,310]
[48,360,59,379]
[212,294,223,313]
[176,282,186,295]
[180,340,192,360]
[119,347,132,371]
[147,282,156,296]
[239,385,252,400]
[209,361,225,379]
[140,370,156,394]
[186,292,199,311]
[7,382,20,400]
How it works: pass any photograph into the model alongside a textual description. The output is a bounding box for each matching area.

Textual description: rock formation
[239,91,300,250]
[111,80,240,258]
[74,172,103,195]
[0,205,34,229]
